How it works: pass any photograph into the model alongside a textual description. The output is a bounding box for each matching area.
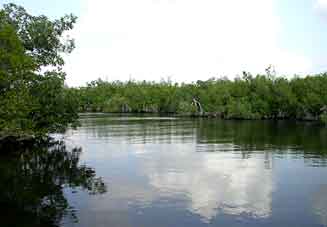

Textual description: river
[2,114,327,227]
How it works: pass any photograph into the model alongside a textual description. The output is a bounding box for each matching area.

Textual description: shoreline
[1,112,325,147]
[78,112,326,123]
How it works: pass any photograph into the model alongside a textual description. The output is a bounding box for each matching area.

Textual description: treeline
[68,73,327,123]
[0,4,79,138]
[2,3,327,141]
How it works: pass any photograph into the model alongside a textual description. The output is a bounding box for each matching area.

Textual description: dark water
[2,114,327,227]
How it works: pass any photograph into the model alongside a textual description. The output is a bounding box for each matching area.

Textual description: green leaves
[2,3,76,69]
[0,4,78,137]
[71,74,327,124]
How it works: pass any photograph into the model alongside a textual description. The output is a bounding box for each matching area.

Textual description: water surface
[2,114,327,227]
[59,114,327,227]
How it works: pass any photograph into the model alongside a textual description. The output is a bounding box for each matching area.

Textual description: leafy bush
[103,95,130,113]
[178,101,197,114]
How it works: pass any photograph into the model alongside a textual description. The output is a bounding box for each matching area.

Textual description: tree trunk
[192,98,204,115]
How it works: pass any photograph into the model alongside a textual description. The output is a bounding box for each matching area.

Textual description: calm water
[2,114,327,227]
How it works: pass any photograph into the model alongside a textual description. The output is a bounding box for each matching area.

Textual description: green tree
[0,4,78,137]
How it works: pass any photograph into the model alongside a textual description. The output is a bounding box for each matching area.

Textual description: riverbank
[1,110,325,148]
[0,131,52,151]
[0,132,39,150]
[67,74,327,125]
[78,111,327,124]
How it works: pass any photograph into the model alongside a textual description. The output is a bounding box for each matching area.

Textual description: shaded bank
[68,73,327,124]
[0,138,107,227]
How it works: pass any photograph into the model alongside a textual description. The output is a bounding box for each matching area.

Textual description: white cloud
[316,0,327,10]
[315,0,327,18]
[64,0,311,86]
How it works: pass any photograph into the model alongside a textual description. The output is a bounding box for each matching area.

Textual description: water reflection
[0,139,106,227]
[78,116,327,153]
[313,185,327,227]
[63,115,327,227]
[76,116,327,167]
[143,150,273,222]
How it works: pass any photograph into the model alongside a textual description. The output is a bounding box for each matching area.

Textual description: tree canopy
[69,73,327,124]
[0,3,79,137]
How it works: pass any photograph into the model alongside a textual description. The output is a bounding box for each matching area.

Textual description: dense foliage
[70,72,327,123]
[0,4,79,137]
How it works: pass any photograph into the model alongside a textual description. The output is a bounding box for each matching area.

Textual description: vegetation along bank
[0,3,79,142]
[1,3,327,146]
[67,72,327,124]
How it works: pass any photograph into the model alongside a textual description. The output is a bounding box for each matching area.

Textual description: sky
[1,0,327,86]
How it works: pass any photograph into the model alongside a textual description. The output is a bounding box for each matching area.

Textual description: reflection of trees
[80,116,327,155]
[196,119,327,154]
[0,139,106,227]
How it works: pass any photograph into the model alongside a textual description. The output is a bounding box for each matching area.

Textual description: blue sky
[276,0,327,72]
[1,0,327,86]
[0,0,82,18]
